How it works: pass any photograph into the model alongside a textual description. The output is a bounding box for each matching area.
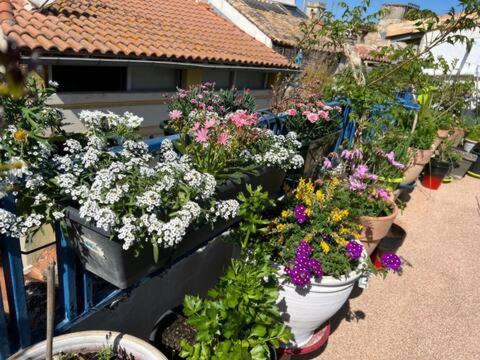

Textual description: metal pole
[46,262,56,360]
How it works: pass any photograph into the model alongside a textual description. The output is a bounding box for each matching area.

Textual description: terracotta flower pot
[437,129,449,139]
[448,127,465,147]
[431,137,442,151]
[359,202,398,255]
[414,149,434,166]
[403,164,424,184]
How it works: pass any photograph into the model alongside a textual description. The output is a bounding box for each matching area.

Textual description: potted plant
[10,331,167,359]
[267,177,402,347]
[283,100,343,177]
[165,84,304,193]
[463,125,480,153]
[176,251,292,359]
[422,140,460,190]
[56,111,241,288]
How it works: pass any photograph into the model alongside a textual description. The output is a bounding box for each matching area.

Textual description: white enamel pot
[277,255,367,347]
[463,138,478,153]
[9,331,168,360]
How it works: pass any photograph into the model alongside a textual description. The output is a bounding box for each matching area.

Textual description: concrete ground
[306,176,480,360]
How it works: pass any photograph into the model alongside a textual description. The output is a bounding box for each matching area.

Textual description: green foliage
[436,140,461,163]
[237,185,274,250]
[466,125,480,141]
[180,253,292,360]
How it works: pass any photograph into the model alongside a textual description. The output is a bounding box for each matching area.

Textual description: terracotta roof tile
[226,0,308,47]
[0,0,293,68]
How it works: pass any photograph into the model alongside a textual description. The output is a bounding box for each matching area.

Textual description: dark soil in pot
[152,310,196,359]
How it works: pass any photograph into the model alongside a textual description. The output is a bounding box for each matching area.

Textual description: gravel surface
[303,176,480,360]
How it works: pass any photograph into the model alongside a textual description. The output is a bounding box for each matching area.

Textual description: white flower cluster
[0,208,17,236]
[242,131,304,170]
[55,134,239,251]
[79,110,143,131]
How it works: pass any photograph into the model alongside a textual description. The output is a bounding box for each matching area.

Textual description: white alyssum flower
[214,200,240,220]
[0,208,17,236]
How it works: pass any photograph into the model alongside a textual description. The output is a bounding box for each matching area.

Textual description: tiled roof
[0,0,294,68]
[354,44,391,63]
[226,0,307,47]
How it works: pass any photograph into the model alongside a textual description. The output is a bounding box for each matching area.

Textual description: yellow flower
[354,232,363,240]
[305,180,314,194]
[315,190,325,202]
[304,197,312,207]
[276,223,287,231]
[320,241,330,254]
[13,129,28,142]
[329,177,341,189]
[281,210,291,218]
[338,227,349,236]
[305,208,312,217]
[329,208,349,223]
[333,233,348,246]
[304,233,313,242]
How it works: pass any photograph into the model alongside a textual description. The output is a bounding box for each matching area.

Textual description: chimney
[306,1,326,18]
[380,3,419,21]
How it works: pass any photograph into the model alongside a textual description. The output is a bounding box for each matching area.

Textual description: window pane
[235,71,266,90]
[130,66,178,91]
[52,65,127,92]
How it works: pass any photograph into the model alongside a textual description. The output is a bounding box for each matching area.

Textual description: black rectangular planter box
[64,167,286,289]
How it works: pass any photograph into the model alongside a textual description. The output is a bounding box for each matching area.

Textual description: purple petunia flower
[385,151,405,170]
[346,241,364,261]
[308,258,324,278]
[381,252,402,271]
[294,205,309,224]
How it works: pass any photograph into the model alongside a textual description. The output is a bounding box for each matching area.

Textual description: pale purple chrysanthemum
[341,150,353,160]
[294,205,309,224]
[381,252,402,271]
[376,188,389,200]
[323,157,333,169]
[353,164,369,179]
[353,149,363,159]
[346,241,363,260]
[348,176,367,191]
[385,151,405,169]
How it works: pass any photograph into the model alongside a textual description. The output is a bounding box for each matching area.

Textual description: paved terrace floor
[306,176,480,360]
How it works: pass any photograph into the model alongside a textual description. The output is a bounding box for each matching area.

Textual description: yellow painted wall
[181,69,204,88]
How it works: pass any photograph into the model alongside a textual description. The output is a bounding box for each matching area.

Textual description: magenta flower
[190,98,197,104]
[204,117,216,129]
[318,110,330,120]
[306,112,319,123]
[385,151,405,169]
[169,110,182,120]
[353,149,363,159]
[376,188,389,200]
[353,164,370,179]
[285,241,323,286]
[195,128,209,143]
[323,105,333,111]
[199,102,206,110]
[323,157,333,169]
[294,205,309,224]
[348,176,367,191]
[219,105,225,112]
[381,252,402,271]
[192,121,201,131]
[287,109,297,116]
[207,105,214,111]
[341,150,353,160]
[217,132,229,145]
[316,101,326,107]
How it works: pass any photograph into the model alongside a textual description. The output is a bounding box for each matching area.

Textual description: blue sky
[322,1,461,17]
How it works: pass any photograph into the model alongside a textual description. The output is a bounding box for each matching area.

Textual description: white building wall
[47,90,273,137]
[207,0,273,48]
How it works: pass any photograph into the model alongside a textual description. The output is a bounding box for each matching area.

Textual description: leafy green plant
[436,140,461,164]
[237,185,274,250]
[466,125,480,141]
[180,252,291,359]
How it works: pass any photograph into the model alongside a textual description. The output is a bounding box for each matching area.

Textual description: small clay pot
[437,129,449,139]
[359,202,399,255]
[414,149,434,166]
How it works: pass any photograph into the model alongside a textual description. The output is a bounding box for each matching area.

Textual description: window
[51,65,127,92]
[235,71,267,90]
[130,66,179,91]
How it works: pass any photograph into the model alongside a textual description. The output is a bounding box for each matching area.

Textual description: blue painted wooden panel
[54,223,78,322]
